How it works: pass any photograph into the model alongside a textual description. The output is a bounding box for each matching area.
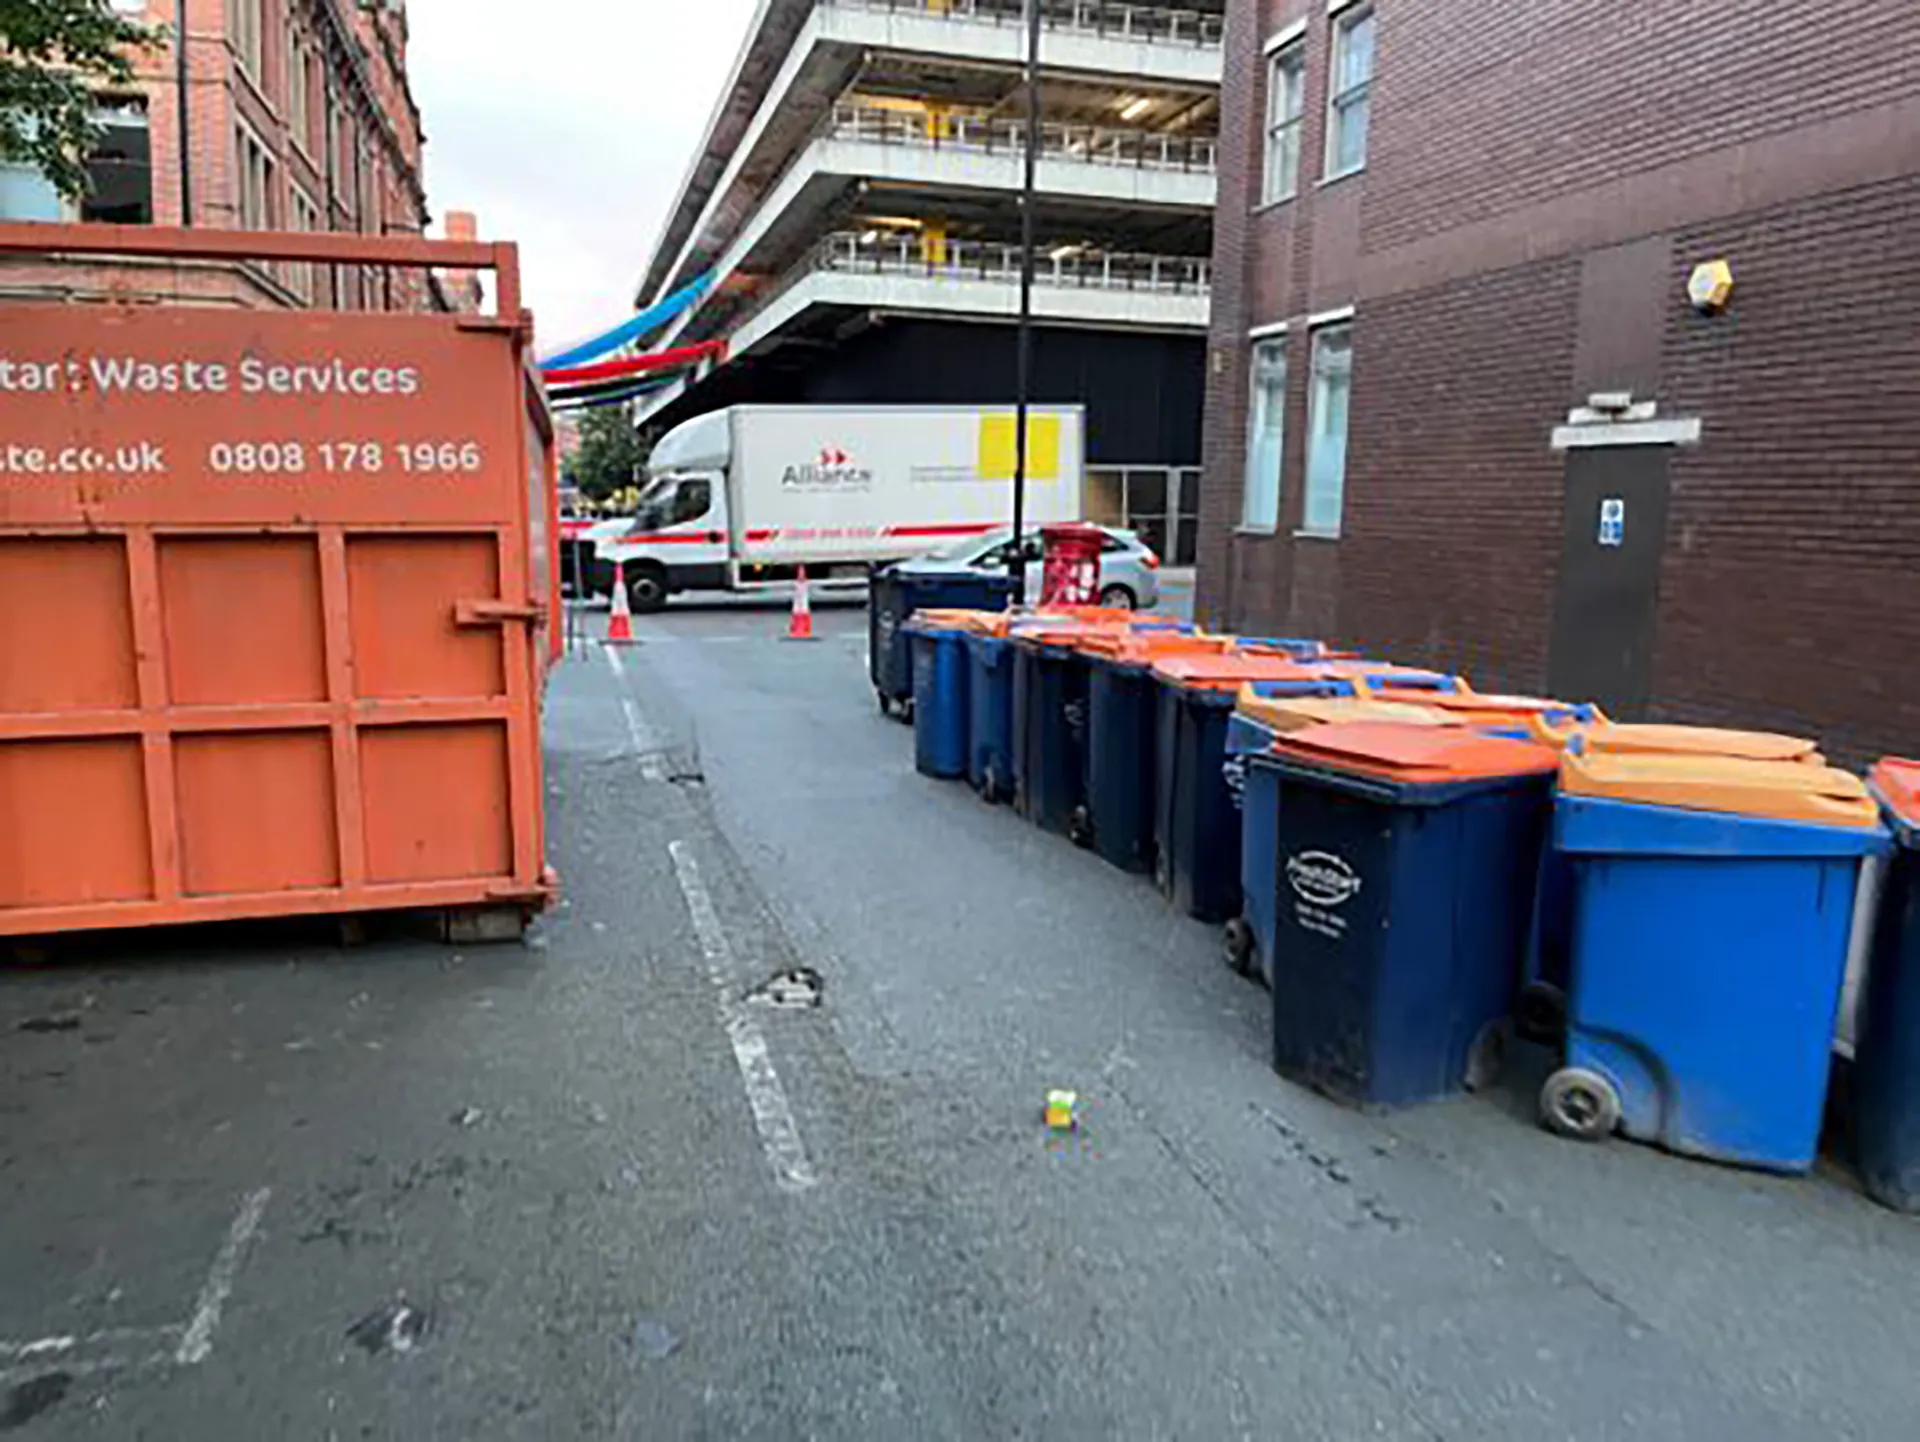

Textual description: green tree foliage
[567,403,645,503]
[1,0,154,202]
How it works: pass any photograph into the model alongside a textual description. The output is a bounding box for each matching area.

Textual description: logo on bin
[1285,851,1362,907]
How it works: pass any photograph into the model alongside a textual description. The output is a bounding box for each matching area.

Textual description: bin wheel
[1540,1067,1621,1142]
[1068,805,1094,849]
[1515,981,1568,1044]
[897,699,915,725]
[1222,917,1256,978]
[1464,1019,1510,1093]
[980,763,1004,804]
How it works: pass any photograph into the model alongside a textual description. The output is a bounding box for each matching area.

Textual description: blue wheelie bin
[1252,723,1558,1108]
[1226,712,1280,981]
[1082,631,1220,874]
[1225,686,1468,985]
[1152,654,1366,923]
[1847,760,1920,1208]
[869,567,1017,721]
[1544,750,1889,1170]
[964,631,1015,802]
[907,619,973,780]
[1012,627,1095,841]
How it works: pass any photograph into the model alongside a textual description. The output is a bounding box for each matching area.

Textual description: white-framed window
[1302,324,1353,537]
[1242,337,1288,531]
[1325,4,1374,180]
[235,121,273,229]
[1262,42,1307,204]
[228,0,263,81]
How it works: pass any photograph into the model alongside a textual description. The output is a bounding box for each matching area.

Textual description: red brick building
[0,0,445,310]
[1197,1,1920,762]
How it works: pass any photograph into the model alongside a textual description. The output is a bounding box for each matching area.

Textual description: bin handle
[1234,636,1325,659]
[1245,678,1357,699]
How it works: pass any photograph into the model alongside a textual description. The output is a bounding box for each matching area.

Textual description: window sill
[1234,525,1280,538]
[1293,527,1342,542]
[1316,165,1365,189]
[1250,192,1299,217]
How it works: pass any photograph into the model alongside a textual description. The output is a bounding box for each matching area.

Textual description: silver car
[894,526,1160,609]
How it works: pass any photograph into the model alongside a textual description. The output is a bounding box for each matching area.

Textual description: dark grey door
[1546,446,1672,719]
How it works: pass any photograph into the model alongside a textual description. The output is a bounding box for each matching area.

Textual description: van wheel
[627,564,670,614]
[1097,584,1136,610]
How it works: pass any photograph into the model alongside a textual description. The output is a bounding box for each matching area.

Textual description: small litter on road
[631,1318,680,1361]
[15,1014,81,1035]
[1,1373,71,1431]
[1045,1089,1079,1131]
[451,1107,484,1128]
[744,966,824,1009]
[347,1302,428,1357]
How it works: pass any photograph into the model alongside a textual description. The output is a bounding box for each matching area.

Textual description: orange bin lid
[1268,721,1559,784]
[1368,689,1578,723]
[1151,652,1345,692]
[909,608,1004,634]
[1077,629,1231,662]
[1235,690,1463,734]
[1560,750,1879,828]
[1533,716,1823,763]
[1870,758,1920,829]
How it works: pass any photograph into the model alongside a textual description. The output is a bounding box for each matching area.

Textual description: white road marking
[0,1327,180,1364]
[175,1186,272,1365]
[0,1189,269,1383]
[602,648,668,781]
[667,841,818,1195]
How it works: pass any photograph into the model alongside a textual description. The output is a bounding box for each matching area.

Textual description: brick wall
[1363,1,1920,256]
[1195,0,1347,627]
[1199,0,1920,758]
[1337,258,1579,693]
[1653,173,1920,765]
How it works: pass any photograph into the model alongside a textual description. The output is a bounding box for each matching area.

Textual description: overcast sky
[406,1,759,353]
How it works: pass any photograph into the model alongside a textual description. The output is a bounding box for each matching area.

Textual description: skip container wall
[0,224,559,938]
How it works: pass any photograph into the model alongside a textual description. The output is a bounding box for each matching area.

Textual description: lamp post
[175,0,192,224]
[1009,0,1042,596]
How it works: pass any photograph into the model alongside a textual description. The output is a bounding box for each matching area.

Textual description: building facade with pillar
[629,0,1224,565]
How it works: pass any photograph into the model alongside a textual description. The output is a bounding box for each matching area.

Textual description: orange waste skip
[0,223,559,938]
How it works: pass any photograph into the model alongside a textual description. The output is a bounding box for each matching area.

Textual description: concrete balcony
[651,104,1215,350]
[633,230,1208,425]
[736,229,1210,347]
[815,0,1223,80]
[823,102,1217,179]
[638,0,1222,306]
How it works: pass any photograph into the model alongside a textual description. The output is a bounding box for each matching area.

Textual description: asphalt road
[4,590,1920,1439]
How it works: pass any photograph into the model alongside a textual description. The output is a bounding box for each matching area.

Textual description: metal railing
[822,0,1223,47]
[824,102,1217,172]
[737,230,1210,331]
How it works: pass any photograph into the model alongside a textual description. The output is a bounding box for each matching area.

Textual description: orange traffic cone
[606,560,636,645]
[785,566,816,641]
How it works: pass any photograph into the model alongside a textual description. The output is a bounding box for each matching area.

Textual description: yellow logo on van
[978,413,1061,482]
